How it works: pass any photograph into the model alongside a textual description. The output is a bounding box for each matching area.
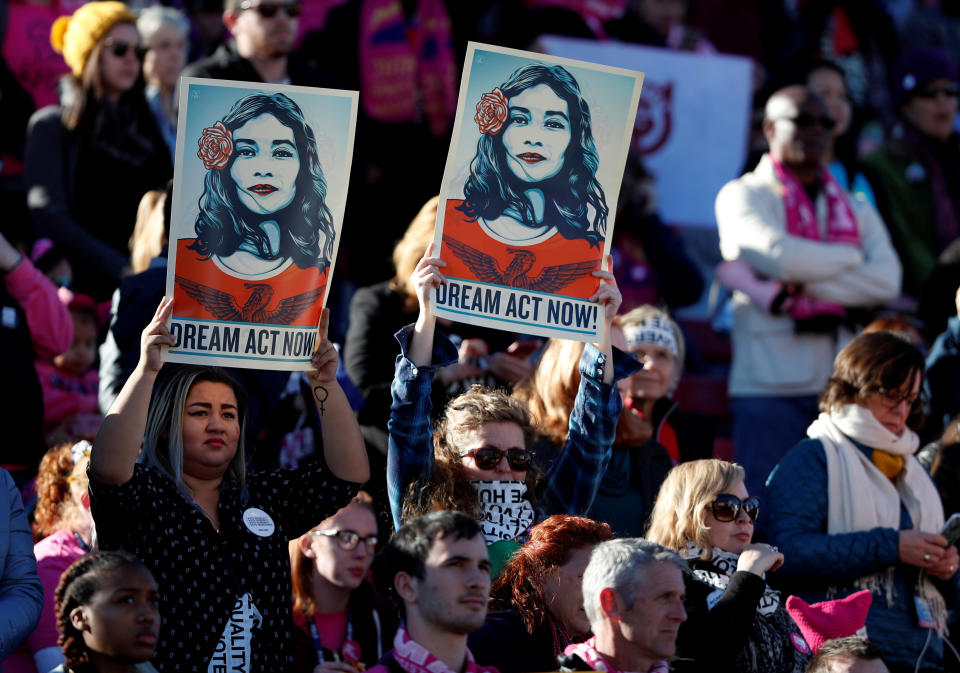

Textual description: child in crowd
[52,551,160,673]
[35,292,102,445]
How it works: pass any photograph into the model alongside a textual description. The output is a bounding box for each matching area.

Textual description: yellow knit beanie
[50,1,138,79]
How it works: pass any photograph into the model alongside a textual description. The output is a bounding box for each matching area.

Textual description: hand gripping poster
[432,43,643,342]
[164,78,357,369]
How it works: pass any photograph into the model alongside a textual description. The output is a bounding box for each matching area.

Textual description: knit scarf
[769,154,860,319]
[563,637,669,673]
[358,0,457,137]
[807,404,947,632]
[680,544,781,616]
[388,627,497,673]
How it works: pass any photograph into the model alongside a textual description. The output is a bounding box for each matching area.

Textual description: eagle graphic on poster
[175,276,324,325]
[445,238,598,292]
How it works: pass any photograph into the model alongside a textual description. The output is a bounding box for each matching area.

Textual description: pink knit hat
[785,590,872,654]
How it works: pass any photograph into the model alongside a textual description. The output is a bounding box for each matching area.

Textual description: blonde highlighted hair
[390,196,440,312]
[645,459,745,558]
[513,339,584,445]
[129,189,167,274]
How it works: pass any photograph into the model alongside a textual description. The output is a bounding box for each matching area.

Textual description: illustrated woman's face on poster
[229,112,300,215]
[502,83,571,183]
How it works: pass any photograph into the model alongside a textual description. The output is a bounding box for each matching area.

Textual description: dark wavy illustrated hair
[55,551,153,672]
[459,63,608,249]
[191,92,335,272]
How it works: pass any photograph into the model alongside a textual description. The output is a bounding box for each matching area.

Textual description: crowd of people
[3,0,960,672]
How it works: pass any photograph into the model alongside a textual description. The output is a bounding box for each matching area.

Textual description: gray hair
[137,5,189,45]
[142,366,248,498]
[582,538,686,629]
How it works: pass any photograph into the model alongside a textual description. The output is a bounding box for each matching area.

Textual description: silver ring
[924,553,932,563]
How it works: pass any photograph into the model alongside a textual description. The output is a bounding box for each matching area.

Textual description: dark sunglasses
[104,38,145,60]
[709,494,760,523]
[310,528,378,551]
[238,0,302,17]
[914,85,960,100]
[459,446,533,471]
[772,113,836,131]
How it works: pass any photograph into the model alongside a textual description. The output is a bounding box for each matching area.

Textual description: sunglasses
[310,528,378,551]
[709,494,760,523]
[459,446,533,471]
[771,113,836,130]
[914,85,960,100]
[238,0,302,17]
[103,38,145,60]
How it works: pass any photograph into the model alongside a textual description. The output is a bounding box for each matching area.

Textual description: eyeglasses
[914,85,960,100]
[103,38,145,60]
[238,0,302,18]
[459,447,534,471]
[875,388,921,410]
[771,113,836,131]
[708,494,760,523]
[310,529,378,551]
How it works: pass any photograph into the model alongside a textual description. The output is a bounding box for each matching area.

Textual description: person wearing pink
[559,538,687,673]
[0,231,73,473]
[370,511,497,673]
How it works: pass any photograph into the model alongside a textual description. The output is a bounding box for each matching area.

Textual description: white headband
[623,316,679,357]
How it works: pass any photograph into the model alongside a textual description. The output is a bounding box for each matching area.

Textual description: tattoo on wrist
[313,386,328,415]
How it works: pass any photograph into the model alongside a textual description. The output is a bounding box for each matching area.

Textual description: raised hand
[140,296,175,373]
[411,242,447,319]
[306,308,338,389]
[737,543,785,575]
[589,256,622,324]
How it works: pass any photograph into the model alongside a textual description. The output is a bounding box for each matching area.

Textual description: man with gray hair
[559,538,687,673]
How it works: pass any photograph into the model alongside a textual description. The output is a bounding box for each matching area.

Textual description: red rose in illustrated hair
[474,88,508,135]
[198,121,233,170]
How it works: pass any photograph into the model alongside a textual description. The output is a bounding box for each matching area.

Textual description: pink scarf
[563,637,669,673]
[769,154,861,319]
[388,627,499,673]
[358,0,457,137]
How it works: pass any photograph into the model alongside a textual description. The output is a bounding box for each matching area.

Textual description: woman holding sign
[387,245,636,575]
[174,91,336,327]
[88,298,369,672]
[441,63,608,300]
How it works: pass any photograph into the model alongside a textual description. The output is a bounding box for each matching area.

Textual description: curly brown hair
[490,515,612,637]
[32,443,89,541]
[401,386,539,522]
[55,551,150,671]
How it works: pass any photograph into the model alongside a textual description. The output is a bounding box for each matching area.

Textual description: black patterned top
[89,462,360,672]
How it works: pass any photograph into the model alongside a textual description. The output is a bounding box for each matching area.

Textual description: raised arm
[306,308,369,484]
[90,297,174,485]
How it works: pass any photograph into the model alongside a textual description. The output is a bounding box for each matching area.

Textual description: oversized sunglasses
[459,447,533,471]
[709,494,760,523]
[310,528,377,551]
[103,38,145,59]
[238,0,302,17]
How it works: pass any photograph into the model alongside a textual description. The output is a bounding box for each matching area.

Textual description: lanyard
[308,613,354,664]
[73,530,91,554]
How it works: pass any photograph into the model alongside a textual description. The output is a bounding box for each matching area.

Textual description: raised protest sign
[432,42,643,342]
[164,78,357,369]
[539,36,753,228]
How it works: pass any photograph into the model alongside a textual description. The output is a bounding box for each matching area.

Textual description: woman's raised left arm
[306,308,369,484]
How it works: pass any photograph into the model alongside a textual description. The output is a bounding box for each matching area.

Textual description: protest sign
[164,78,357,369]
[539,36,753,228]
[433,42,643,342]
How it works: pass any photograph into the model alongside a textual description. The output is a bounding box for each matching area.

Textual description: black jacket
[181,41,342,87]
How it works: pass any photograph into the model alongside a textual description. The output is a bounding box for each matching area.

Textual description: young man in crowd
[372,511,499,673]
[560,538,687,673]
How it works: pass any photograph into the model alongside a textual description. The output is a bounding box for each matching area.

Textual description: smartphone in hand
[942,512,960,547]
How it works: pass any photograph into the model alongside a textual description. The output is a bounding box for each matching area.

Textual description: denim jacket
[386,324,639,530]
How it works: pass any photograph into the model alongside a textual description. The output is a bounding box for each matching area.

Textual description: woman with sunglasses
[25,1,172,301]
[289,492,398,673]
[387,245,630,574]
[766,330,960,673]
[646,459,809,673]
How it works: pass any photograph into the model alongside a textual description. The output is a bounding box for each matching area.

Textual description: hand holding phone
[941,512,960,547]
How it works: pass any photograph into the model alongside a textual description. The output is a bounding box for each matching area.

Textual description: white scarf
[681,544,781,616]
[807,404,946,627]
[469,480,536,544]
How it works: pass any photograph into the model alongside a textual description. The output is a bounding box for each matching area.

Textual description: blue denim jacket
[386,324,640,530]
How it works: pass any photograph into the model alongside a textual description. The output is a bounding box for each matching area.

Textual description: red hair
[289,492,375,617]
[491,515,612,634]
